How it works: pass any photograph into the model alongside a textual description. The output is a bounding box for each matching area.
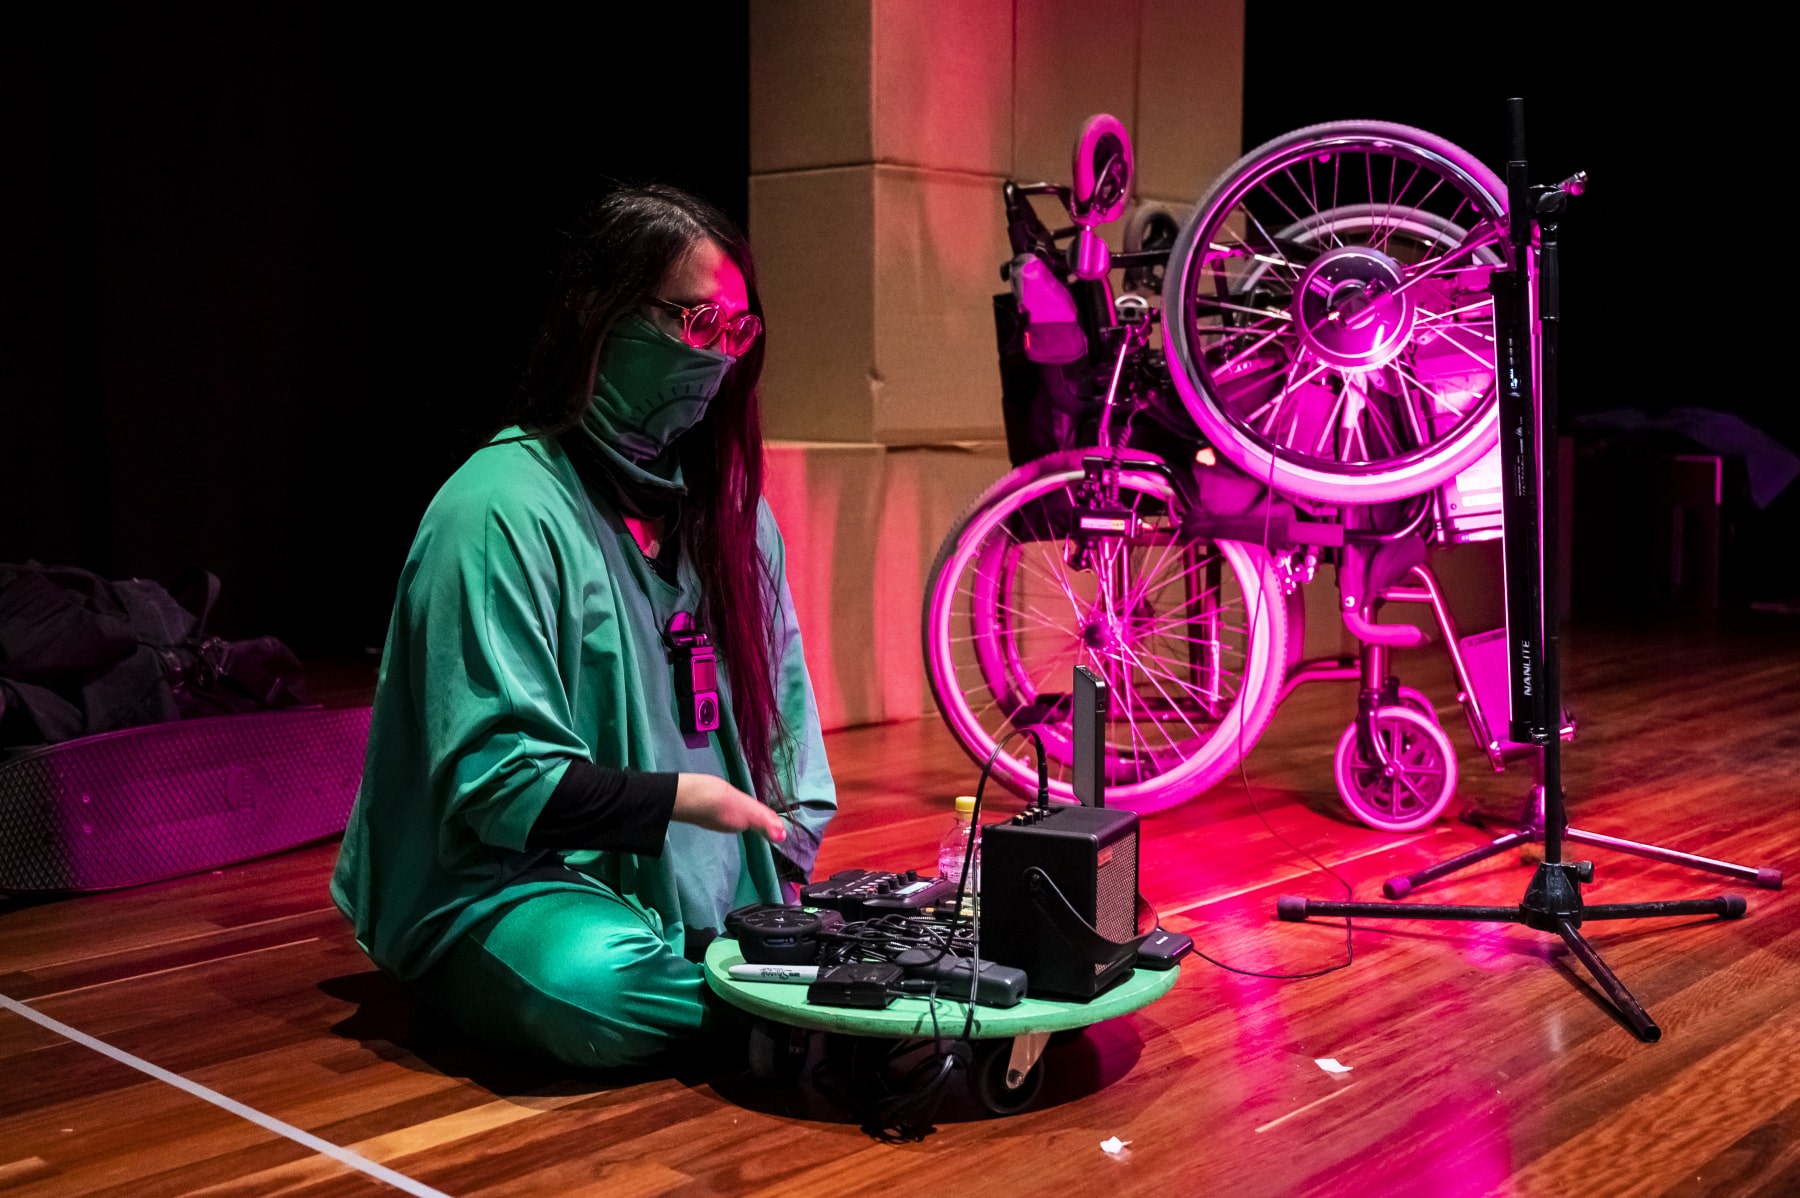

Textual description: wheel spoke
[1374,161,1424,253]
[1410,322,1498,374]
[1190,296,1293,323]
[1212,325,1289,375]
[1114,638,1209,746]
[1128,644,1240,710]
[1387,359,1462,418]
[1414,297,1495,325]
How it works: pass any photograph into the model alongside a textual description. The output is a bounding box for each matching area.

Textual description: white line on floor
[23,938,321,1002]
[0,994,452,1198]
[1254,1082,1356,1133]
[27,906,337,971]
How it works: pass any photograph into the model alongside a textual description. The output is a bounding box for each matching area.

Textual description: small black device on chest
[665,612,721,735]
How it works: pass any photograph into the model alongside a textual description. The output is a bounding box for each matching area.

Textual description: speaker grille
[1096,827,1138,943]
[0,707,370,892]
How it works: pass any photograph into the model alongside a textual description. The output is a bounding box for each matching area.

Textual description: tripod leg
[1383,829,1537,898]
[1563,827,1782,889]
[1581,896,1747,921]
[1554,919,1660,1041]
[1278,897,1522,922]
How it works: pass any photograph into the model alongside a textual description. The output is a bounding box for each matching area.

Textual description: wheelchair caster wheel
[1396,686,1439,724]
[1334,706,1458,832]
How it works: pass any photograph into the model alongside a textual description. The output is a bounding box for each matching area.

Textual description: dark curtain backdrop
[1245,8,1783,446]
[1244,10,1794,607]
[1,4,749,656]
[4,5,1790,660]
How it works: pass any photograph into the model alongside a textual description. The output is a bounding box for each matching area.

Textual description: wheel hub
[1082,617,1126,651]
[1295,246,1416,370]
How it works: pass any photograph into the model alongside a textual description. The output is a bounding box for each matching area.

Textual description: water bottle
[936,795,980,891]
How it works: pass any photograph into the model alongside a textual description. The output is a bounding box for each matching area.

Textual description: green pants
[418,885,734,1070]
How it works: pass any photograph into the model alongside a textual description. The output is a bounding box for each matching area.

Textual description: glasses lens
[681,304,725,349]
[721,314,762,356]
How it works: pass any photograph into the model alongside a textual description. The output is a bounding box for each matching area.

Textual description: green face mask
[589,311,736,461]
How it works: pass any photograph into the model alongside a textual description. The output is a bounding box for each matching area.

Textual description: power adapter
[807,962,903,1009]
[893,948,1028,1007]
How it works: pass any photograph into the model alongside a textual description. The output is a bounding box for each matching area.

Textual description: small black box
[981,804,1140,999]
[807,962,903,1009]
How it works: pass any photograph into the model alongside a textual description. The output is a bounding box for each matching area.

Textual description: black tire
[745,1018,807,1085]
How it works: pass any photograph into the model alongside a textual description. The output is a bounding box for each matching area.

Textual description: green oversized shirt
[330,429,837,981]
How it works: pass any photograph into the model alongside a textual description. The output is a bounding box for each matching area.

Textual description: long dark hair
[508,184,788,804]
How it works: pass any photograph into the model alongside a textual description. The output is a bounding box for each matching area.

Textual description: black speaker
[980,803,1140,999]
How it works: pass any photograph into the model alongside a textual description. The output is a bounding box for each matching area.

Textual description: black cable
[1187,441,1357,982]
[1342,492,1432,543]
[836,729,1045,1140]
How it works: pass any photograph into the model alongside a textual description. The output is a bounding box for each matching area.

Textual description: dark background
[1243,9,1795,612]
[3,5,1789,658]
[1246,7,1783,445]
[1,4,751,655]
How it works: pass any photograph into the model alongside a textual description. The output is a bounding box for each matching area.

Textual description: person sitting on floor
[331,183,837,1070]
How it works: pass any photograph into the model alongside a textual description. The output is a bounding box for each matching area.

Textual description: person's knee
[518,926,707,1070]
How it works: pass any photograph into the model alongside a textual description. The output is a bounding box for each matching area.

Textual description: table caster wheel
[972,1038,1045,1115]
[746,1017,807,1085]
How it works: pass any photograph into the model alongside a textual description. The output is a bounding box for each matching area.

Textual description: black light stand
[1275,99,1749,1042]
[1384,779,1781,899]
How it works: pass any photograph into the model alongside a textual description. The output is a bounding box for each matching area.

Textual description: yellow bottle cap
[954,795,977,815]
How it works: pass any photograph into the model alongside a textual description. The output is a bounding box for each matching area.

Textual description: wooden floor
[3,619,1799,1197]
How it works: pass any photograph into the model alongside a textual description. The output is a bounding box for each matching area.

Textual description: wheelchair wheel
[1333,705,1458,832]
[1163,121,1510,505]
[923,450,1288,813]
[1283,584,1308,676]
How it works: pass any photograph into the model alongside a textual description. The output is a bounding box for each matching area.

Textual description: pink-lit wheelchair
[923,115,1564,829]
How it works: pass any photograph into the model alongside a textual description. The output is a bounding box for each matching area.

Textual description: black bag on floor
[0,562,309,751]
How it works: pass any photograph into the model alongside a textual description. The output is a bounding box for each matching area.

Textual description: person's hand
[673,773,786,843]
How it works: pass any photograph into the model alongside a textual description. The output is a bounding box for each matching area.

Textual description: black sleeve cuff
[526,761,678,856]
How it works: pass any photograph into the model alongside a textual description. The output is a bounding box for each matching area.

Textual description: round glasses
[645,297,763,357]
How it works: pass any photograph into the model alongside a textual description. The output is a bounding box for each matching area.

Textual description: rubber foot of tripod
[1757,868,1783,890]
[1276,896,1309,921]
[1723,895,1748,919]
[1383,877,1412,899]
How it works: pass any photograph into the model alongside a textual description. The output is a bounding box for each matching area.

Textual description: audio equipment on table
[982,804,1143,998]
[1071,664,1108,808]
[799,868,957,922]
[726,901,843,939]
[808,962,905,1009]
[731,906,826,965]
[980,665,1153,999]
[1135,927,1193,970]
[894,948,1028,1007]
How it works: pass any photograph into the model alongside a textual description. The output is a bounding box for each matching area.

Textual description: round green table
[703,938,1180,1114]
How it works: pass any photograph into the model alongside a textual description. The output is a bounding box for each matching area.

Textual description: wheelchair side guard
[1340,540,1430,649]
